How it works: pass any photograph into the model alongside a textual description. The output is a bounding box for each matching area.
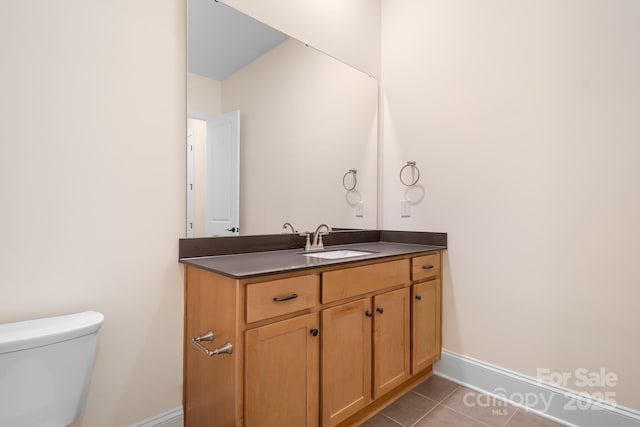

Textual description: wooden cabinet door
[411,279,442,374]
[245,313,319,427]
[321,299,372,427]
[372,287,410,399]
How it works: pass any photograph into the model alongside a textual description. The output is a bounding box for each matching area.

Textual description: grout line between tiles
[410,391,440,405]
[410,393,440,427]
[380,412,406,427]
[383,407,430,427]
[440,384,461,402]
[379,413,404,426]
[378,379,530,427]
[502,407,518,427]
[437,402,495,427]
[420,383,460,404]
[382,392,439,427]
[409,401,440,427]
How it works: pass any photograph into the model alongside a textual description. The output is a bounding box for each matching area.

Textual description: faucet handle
[317,234,324,250]
[301,233,312,251]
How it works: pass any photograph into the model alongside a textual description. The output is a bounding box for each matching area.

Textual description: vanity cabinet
[410,252,442,374]
[244,274,320,427]
[321,266,411,427]
[183,250,442,427]
[321,289,412,425]
[183,269,320,427]
[321,298,372,426]
[411,279,441,374]
[245,313,319,427]
[372,287,411,398]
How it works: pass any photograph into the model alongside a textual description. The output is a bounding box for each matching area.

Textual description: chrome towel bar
[191,330,233,356]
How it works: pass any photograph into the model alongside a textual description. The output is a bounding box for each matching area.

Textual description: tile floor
[361,375,564,427]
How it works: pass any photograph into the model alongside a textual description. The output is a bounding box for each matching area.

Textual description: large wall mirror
[187,0,378,237]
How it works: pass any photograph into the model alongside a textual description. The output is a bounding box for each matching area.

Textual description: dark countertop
[180,241,445,279]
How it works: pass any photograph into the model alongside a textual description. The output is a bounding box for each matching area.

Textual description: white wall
[7,0,636,423]
[381,0,640,406]
[0,0,185,425]
[224,0,381,78]
[187,71,221,116]
[222,38,378,234]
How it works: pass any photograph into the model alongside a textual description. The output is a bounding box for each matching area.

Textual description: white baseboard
[131,407,183,427]
[434,350,640,427]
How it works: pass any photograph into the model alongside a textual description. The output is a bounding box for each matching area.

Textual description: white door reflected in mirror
[187,110,240,237]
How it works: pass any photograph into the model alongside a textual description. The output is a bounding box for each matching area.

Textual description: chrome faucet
[311,224,331,250]
[282,222,297,233]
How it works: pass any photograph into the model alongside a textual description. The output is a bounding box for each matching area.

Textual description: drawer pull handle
[376,307,384,314]
[310,328,319,337]
[365,310,373,317]
[422,265,435,270]
[273,293,299,302]
[415,295,422,301]
[191,330,233,356]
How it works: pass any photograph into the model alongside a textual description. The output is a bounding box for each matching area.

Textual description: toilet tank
[0,311,104,427]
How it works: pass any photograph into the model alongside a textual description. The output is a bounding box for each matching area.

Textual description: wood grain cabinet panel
[411,253,440,282]
[245,313,319,427]
[373,287,411,398]
[246,274,319,323]
[184,266,240,427]
[322,260,409,303]
[411,279,442,374]
[322,288,412,426]
[321,299,372,427]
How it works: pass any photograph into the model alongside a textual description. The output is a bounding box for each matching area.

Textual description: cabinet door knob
[310,329,319,337]
[376,307,384,314]
[365,310,373,317]
[415,295,422,301]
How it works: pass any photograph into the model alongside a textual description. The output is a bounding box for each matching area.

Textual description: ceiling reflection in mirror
[187,0,378,237]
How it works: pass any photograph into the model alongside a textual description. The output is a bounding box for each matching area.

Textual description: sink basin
[301,250,373,260]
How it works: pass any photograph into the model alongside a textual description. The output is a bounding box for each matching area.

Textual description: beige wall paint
[381,0,640,405]
[224,0,381,78]
[0,0,185,425]
[222,38,378,234]
[187,71,221,116]
[5,0,637,424]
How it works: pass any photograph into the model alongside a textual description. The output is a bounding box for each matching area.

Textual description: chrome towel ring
[400,161,420,186]
[343,169,357,191]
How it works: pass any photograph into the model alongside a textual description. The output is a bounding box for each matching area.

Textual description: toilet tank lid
[0,311,104,354]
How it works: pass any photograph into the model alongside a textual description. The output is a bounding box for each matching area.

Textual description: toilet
[0,311,104,427]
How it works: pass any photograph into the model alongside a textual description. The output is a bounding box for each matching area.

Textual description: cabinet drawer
[322,259,410,304]
[246,275,319,323]
[411,253,441,281]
